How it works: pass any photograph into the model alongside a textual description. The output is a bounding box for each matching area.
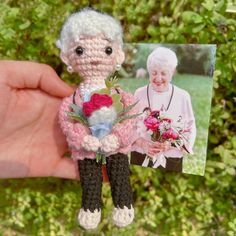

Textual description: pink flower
[163,118,172,123]
[150,110,160,117]
[144,116,160,131]
[82,93,113,117]
[162,129,179,140]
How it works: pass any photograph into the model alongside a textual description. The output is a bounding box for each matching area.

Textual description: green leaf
[19,21,31,30]
[102,156,106,164]
[70,103,81,113]
[95,88,110,95]
[182,11,203,24]
[193,24,206,33]
[96,153,101,162]
[114,113,142,124]
[215,0,225,11]
[202,0,215,11]
[96,152,106,164]
[119,100,139,115]
[111,94,123,113]
[105,79,112,88]
[66,112,88,125]
[226,167,235,175]
[105,75,119,89]
[8,7,20,18]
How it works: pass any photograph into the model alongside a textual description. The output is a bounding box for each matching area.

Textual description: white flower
[88,106,117,126]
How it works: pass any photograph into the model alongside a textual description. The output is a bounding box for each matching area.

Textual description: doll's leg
[77,158,103,230]
[106,153,134,227]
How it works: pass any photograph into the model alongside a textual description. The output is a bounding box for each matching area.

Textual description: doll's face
[62,36,124,79]
[148,64,174,92]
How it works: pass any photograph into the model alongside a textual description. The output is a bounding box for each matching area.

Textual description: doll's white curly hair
[147,47,178,72]
[56,8,123,54]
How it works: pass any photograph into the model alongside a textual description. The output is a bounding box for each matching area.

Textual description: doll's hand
[100,134,119,153]
[81,135,101,152]
[0,61,77,179]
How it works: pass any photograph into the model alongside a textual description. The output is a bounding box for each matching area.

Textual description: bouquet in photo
[144,109,190,153]
[142,109,191,168]
[66,77,140,163]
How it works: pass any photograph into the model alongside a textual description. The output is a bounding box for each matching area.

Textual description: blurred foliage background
[123,43,215,77]
[0,0,235,235]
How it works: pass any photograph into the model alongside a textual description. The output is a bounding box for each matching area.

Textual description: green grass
[119,73,213,175]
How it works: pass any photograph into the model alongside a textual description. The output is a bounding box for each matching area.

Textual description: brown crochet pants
[78,153,133,212]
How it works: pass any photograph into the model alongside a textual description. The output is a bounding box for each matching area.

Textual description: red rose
[82,93,113,117]
[82,102,95,117]
[144,116,160,131]
[91,93,113,109]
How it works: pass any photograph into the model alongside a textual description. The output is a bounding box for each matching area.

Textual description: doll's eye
[105,47,112,55]
[75,46,84,56]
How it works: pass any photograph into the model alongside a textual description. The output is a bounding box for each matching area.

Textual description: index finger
[0,60,74,98]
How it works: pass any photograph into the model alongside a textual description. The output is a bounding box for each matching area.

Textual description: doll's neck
[79,76,106,99]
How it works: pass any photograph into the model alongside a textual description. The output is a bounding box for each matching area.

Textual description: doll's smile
[90,60,101,65]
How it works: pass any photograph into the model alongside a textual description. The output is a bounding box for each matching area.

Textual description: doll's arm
[59,96,99,151]
[110,91,139,149]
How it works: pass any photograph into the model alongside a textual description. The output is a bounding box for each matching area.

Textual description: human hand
[0,60,77,179]
[148,141,171,157]
[135,138,170,157]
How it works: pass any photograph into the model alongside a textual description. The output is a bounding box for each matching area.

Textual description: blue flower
[90,123,112,139]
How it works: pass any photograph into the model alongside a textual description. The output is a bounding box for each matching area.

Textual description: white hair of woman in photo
[131,46,197,171]
[57,8,138,230]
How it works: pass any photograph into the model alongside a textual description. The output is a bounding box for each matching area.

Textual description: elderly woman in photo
[57,9,138,230]
[131,47,196,172]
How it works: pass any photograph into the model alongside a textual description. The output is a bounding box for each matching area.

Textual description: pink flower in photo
[162,128,179,140]
[163,118,172,123]
[150,110,160,117]
[144,116,160,131]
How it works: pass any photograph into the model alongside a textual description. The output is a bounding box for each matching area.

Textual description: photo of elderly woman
[131,46,196,172]
[118,44,216,175]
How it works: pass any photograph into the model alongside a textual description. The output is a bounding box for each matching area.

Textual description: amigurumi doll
[57,9,139,230]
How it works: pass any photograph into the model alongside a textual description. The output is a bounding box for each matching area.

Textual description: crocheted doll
[57,9,139,230]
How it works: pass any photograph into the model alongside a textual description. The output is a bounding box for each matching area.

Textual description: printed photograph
[118,43,216,176]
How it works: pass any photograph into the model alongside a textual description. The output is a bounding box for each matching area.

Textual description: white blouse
[134,83,197,158]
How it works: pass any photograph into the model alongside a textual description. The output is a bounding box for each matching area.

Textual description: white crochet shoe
[78,208,101,230]
[112,205,134,227]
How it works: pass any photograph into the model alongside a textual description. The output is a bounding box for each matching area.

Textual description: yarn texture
[58,87,139,160]
[57,8,137,229]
